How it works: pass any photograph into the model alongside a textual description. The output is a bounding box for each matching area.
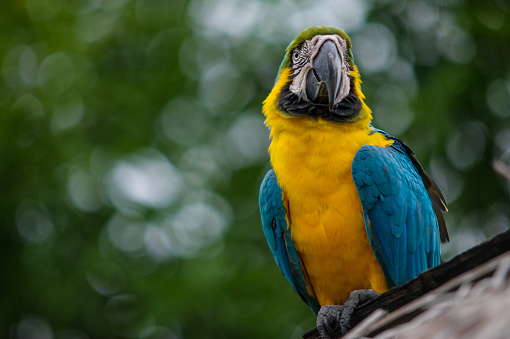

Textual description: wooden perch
[342,251,510,338]
[303,229,510,339]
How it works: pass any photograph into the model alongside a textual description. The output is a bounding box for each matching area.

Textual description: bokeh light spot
[224,113,269,168]
[387,59,418,97]
[353,23,396,74]
[447,121,486,170]
[288,0,367,33]
[107,212,146,254]
[16,204,54,245]
[12,93,45,117]
[178,145,222,188]
[189,0,264,40]
[51,95,85,132]
[86,262,126,296]
[429,158,464,204]
[104,294,146,329]
[36,52,76,97]
[19,46,38,86]
[405,1,438,32]
[486,78,510,118]
[74,10,118,43]
[495,128,510,160]
[159,98,207,146]
[173,202,228,249]
[67,168,102,212]
[2,45,38,89]
[107,150,184,209]
[438,24,476,64]
[199,61,240,110]
[144,224,173,260]
[14,316,54,339]
[373,85,414,136]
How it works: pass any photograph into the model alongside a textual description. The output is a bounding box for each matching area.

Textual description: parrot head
[264,26,370,124]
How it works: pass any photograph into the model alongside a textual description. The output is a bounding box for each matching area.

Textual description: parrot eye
[292,50,300,62]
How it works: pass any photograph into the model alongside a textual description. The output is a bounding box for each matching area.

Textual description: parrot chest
[269,124,391,305]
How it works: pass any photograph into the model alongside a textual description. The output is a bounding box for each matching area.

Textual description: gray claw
[317,305,343,339]
[316,290,381,338]
[339,289,381,334]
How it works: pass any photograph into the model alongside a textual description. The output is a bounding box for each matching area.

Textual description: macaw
[259,26,449,337]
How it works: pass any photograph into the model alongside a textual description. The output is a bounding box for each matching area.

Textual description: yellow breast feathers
[263,73,393,304]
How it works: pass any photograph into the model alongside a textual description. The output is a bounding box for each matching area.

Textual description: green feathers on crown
[277,26,355,76]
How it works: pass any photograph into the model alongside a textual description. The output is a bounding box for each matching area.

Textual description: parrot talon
[317,290,380,338]
[338,289,381,334]
[317,305,343,339]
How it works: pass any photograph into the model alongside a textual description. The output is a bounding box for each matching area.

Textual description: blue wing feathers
[352,138,442,287]
[259,169,321,314]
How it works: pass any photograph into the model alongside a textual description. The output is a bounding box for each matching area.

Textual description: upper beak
[305,40,342,111]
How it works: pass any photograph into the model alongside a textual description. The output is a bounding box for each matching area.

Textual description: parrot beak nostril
[318,81,328,97]
[305,69,333,105]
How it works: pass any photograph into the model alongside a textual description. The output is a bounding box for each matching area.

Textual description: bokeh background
[2,0,510,338]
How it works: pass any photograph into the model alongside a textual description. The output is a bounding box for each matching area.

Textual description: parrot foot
[339,289,380,333]
[316,305,343,339]
[316,289,381,338]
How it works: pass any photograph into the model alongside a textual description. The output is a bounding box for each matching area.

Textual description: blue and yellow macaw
[259,26,449,336]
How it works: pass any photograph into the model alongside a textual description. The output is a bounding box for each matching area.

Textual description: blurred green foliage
[1,0,510,338]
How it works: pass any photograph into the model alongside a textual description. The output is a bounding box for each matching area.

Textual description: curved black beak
[305,40,342,111]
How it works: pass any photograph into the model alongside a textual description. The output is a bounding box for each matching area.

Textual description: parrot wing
[259,169,321,314]
[352,138,444,288]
